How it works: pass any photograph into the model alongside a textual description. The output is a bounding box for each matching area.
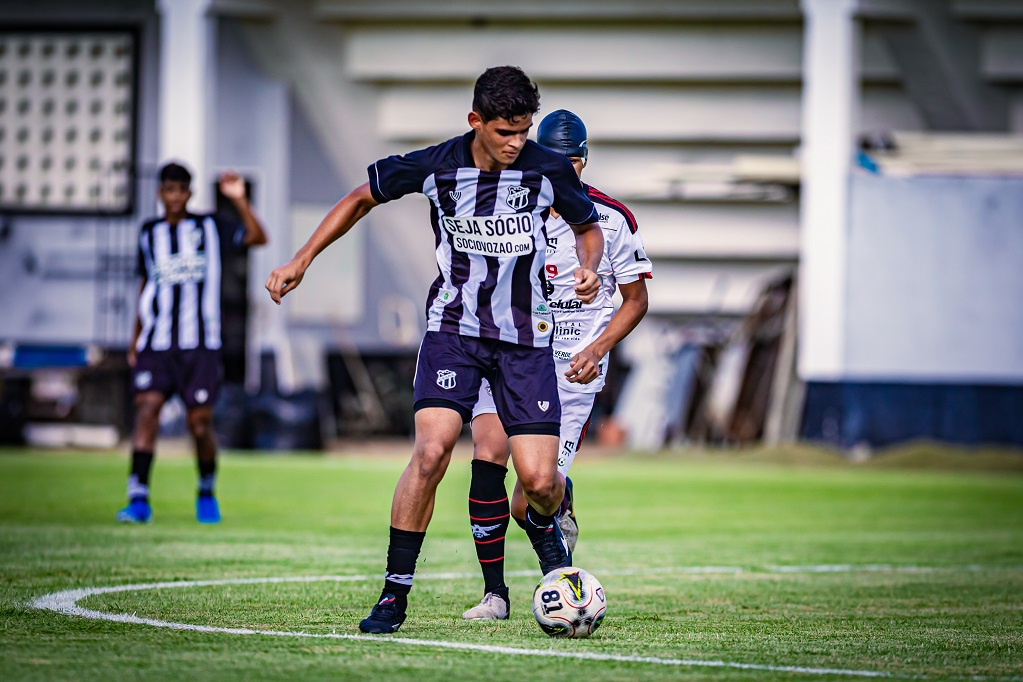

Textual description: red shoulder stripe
[586,184,639,233]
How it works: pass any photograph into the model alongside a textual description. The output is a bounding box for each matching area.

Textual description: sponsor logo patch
[441,214,534,256]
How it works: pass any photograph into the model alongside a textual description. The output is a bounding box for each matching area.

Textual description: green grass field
[1,443,1021,681]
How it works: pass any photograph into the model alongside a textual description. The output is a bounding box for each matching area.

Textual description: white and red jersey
[368,132,598,348]
[543,184,652,393]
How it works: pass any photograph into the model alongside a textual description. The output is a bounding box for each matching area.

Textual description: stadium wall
[801,173,1023,448]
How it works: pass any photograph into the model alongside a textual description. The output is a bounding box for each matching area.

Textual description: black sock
[382,526,425,608]
[468,459,510,598]
[197,457,216,496]
[522,505,556,544]
[128,450,153,500]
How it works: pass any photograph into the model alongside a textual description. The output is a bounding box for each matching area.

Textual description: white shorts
[473,378,596,475]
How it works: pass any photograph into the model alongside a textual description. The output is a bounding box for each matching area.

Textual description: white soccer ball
[531,566,606,638]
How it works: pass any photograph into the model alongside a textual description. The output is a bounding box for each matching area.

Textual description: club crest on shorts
[195,389,209,404]
[506,185,530,210]
[436,369,457,390]
[538,400,550,412]
[135,371,152,390]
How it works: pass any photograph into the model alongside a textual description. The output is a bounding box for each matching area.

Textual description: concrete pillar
[157,0,213,209]
[798,0,861,380]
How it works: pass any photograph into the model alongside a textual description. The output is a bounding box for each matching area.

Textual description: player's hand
[566,348,600,384]
[218,171,247,201]
[573,267,600,304]
[265,260,305,305]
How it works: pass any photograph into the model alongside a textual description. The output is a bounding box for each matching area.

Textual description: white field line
[27,565,1017,680]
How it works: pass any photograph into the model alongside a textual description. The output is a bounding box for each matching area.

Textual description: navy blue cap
[537,109,588,159]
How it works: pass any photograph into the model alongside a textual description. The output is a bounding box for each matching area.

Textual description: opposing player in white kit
[463,110,652,620]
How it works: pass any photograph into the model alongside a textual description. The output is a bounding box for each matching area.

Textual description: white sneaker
[462,592,510,620]
[558,512,579,554]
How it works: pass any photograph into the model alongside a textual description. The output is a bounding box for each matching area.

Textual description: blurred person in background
[264,66,604,634]
[462,109,652,621]
[117,162,268,525]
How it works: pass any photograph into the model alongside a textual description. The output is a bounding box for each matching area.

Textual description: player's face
[158,180,191,216]
[568,156,586,179]
[469,111,533,170]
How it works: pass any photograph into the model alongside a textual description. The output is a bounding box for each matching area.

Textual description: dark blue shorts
[413,331,561,436]
[133,348,223,409]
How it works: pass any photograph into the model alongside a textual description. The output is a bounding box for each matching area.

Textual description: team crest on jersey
[506,185,530,210]
[538,400,550,412]
[436,369,457,390]
[449,190,461,202]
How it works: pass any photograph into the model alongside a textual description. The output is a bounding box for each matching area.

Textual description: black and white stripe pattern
[370,133,597,349]
[136,215,226,352]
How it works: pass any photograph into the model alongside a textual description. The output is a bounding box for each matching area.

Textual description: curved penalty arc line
[29,566,1019,680]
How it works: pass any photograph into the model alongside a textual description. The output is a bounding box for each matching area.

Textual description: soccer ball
[531,566,606,638]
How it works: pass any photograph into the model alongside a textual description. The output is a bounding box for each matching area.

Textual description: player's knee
[519,470,559,507]
[186,412,213,439]
[134,397,162,424]
[412,440,452,480]
[472,441,509,466]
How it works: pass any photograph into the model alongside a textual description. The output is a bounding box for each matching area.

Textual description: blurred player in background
[264,67,604,634]
[117,162,268,525]
[462,109,652,620]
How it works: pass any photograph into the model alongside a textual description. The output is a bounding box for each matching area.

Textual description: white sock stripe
[127,477,148,499]
[385,572,414,586]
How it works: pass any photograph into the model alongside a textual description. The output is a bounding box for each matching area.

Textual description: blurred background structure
[1,0,1022,452]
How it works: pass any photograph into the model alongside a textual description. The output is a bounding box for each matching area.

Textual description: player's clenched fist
[265,260,305,305]
[573,267,600,304]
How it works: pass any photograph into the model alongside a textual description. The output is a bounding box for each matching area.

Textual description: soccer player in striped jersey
[463,110,652,621]
[264,67,605,634]
[116,162,268,525]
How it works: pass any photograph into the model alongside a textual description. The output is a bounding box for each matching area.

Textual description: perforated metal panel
[0,29,137,214]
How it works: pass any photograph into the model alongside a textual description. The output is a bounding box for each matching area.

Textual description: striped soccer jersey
[368,131,599,348]
[544,184,653,394]
[135,214,245,352]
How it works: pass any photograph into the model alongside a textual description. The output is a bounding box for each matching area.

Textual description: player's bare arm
[265,183,379,304]
[566,278,649,385]
[570,221,604,304]
[218,171,269,247]
[127,279,145,368]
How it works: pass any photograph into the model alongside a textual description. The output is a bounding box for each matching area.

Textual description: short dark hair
[472,66,540,123]
[159,162,192,186]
